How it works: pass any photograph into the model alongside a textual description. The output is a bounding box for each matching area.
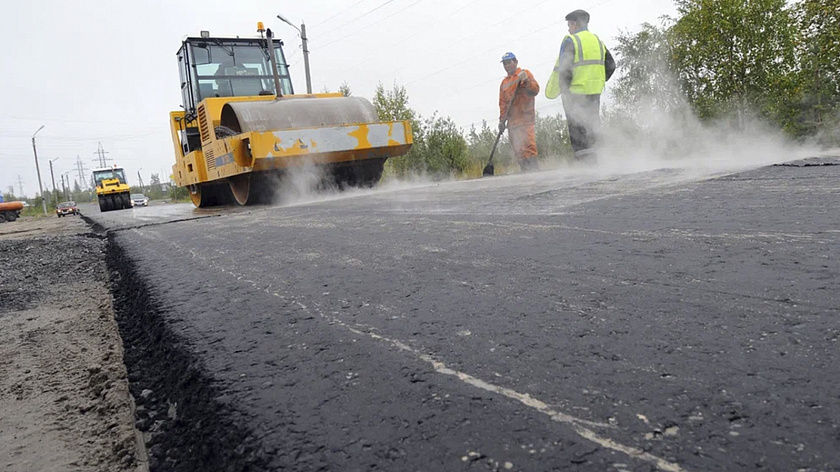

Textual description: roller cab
[169,29,413,207]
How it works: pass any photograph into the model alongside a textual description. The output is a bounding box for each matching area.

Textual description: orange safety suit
[499,67,540,164]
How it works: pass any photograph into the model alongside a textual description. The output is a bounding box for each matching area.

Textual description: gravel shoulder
[0,215,144,471]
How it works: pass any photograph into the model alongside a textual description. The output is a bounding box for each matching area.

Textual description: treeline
[612,0,839,143]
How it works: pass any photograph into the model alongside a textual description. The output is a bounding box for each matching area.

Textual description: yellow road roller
[169,23,413,207]
[93,166,132,212]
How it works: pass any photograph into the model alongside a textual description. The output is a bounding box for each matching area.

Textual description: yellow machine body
[92,167,132,212]
[169,32,413,207]
[170,95,412,201]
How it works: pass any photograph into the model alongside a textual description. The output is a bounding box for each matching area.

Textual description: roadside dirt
[0,214,144,471]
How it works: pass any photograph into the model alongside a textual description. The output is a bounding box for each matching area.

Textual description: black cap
[565,9,590,23]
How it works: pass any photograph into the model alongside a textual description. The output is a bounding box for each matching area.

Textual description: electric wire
[310,0,376,29]
[315,0,427,51]
[311,0,399,44]
[404,18,560,87]
[347,0,484,71]
[355,0,557,85]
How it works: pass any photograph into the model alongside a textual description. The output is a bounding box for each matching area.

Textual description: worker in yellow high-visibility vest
[545,9,616,163]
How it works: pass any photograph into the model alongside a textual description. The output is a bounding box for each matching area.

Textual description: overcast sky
[0,0,676,198]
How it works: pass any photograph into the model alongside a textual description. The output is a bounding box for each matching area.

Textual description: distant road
[88,157,840,472]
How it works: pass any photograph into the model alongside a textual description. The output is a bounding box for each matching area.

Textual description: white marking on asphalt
[291,292,685,472]
[340,325,687,472]
[137,232,687,472]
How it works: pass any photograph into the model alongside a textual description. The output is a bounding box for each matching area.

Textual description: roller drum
[220,96,379,133]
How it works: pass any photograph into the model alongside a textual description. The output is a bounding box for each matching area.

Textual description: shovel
[481,123,505,177]
[482,87,520,177]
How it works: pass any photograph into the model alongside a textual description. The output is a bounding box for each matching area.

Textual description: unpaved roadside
[0,215,144,472]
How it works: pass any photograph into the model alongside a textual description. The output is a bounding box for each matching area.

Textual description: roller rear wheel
[189,183,234,208]
[229,174,252,206]
[230,174,276,206]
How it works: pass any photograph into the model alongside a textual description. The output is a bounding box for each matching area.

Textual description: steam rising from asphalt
[265,159,436,208]
[262,79,827,209]
[595,110,815,178]
[587,68,823,178]
[270,160,332,205]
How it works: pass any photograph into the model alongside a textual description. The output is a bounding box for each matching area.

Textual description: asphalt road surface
[86,156,839,472]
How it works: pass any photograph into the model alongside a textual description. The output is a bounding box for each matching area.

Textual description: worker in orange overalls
[499,52,541,172]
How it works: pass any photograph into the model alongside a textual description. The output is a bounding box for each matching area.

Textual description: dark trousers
[561,93,601,160]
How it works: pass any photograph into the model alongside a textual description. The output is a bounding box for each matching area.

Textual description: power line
[404,18,560,87]
[311,0,398,44]
[316,0,427,51]
[310,0,372,28]
[0,128,164,142]
[335,0,557,90]
[0,114,165,126]
[349,0,483,71]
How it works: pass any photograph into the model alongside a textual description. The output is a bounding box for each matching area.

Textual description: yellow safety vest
[545,30,606,98]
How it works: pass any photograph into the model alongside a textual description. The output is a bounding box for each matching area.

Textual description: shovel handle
[487,92,518,166]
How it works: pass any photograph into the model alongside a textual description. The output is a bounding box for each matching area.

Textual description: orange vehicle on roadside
[0,200,24,222]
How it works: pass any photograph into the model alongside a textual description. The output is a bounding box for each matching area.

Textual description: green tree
[608,21,706,156]
[321,82,353,97]
[466,121,497,156]
[612,22,686,118]
[372,81,416,122]
[170,185,189,202]
[670,0,797,124]
[420,113,470,178]
[148,173,164,200]
[339,81,352,97]
[535,113,573,162]
[373,82,425,179]
[467,121,502,172]
[789,0,840,142]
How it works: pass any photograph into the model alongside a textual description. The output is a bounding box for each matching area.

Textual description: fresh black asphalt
[94,157,839,471]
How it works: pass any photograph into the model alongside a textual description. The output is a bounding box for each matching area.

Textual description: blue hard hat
[500,52,516,62]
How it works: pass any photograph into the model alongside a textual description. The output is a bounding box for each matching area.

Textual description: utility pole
[93,142,110,168]
[49,157,60,206]
[16,176,25,197]
[31,125,48,215]
[137,169,146,193]
[301,22,311,94]
[277,14,312,94]
[61,171,72,200]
